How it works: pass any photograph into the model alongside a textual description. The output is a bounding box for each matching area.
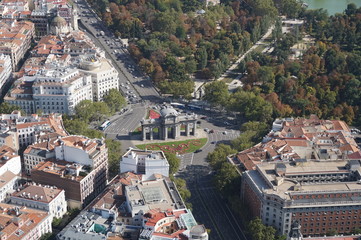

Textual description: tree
[203,81,229,107]
[74,100,94,122]
[106,139,122,178]
[39,233,54,240]
[214,162,240,194]
[231,131,257,151]
[0,102,22,114]
[280,0,302,18]
[207,144,237,170]
[173,177,191,202]
[103,89,126,114]
[165,152,180,174]
[248,218,276,240]
[139,58,155,75]
[195,47,208,70]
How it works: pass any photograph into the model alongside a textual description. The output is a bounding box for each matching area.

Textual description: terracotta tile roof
[0,203,49,240]
[11,183,63,203]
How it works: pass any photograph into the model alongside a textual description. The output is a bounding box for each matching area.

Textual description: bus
[170,102,185,109]
[99,121,111,131]
[188,104,202,111]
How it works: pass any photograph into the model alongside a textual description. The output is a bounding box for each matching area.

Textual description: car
[197,121,201,124]
[204,128,209,133]
[120,83,124,87]
[127,81,130,85]
[200,116,207,120]
[223,131,228,135]
[140,84,144,87]
[211,141,216,144]
[194,149,203,153]
[125,86,130,89]
[209,129,214,133]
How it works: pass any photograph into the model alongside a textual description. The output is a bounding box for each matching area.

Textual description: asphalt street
[74,2,248,238]
[75,0,160,103]
[104,105,146,137]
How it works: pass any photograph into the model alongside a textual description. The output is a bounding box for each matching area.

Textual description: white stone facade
[6,67,93,114]
[79,56,119,101]
[0,54,12,91]
[121,148,169,180]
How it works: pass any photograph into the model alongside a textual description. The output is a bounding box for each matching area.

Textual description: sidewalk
[131,129,208,146]
[218,24,275,81]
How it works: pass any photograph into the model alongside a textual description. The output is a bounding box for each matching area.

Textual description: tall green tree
[248,218,276,240]
[103,89,126,114]
[203,81,229,107]
[165,152,180,174]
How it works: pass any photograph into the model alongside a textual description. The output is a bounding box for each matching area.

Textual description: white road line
[190,153,194,165]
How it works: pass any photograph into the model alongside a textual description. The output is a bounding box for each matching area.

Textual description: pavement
[75,0,161,103]
[73,2,249,238]
[218,24,275,82]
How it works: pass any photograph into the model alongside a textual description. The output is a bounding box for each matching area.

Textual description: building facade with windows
[0,54,12,92]
[242,159,361,237]
[5,67,93,114]
[10,183,67,221]
[0,203,52,239]
[0,20,35,70]
[31,135,108,208]
[121,148,169,181]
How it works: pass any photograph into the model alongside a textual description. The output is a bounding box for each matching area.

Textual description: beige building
[0,20,35,70]
[79,55,119,101]
[10,183,67,221]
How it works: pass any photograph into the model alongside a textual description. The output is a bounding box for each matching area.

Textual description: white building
[10,183,67,221]
[0,145,22,176]
[0,171,18,202]
[5,67,93,114]
[78,55,119,101]
[0,54,12,92]
[0,146,22,202]
[121,148,169,181]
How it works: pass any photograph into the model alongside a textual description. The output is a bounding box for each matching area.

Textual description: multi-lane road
[75,0,160,102]
[74,2,248,239]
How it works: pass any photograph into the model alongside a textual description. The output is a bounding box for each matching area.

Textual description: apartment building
[79,55,119,101]
[242,159,361,237]
[140,209,208,240]
[0,202,52,239]
[0,0,78,37]
[0,112,67,149]
[0,54,12,92]
[0,20,34,70]
[233,116,360,171]
[10,183,67,221]
[121,148,169,180]
[5,67,93,114]
[31,135,108,208]
[57,172,188,240]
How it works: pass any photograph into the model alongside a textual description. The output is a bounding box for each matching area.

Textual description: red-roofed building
[140,209,208,240]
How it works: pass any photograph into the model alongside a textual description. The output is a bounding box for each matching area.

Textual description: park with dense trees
[87,0,277,97]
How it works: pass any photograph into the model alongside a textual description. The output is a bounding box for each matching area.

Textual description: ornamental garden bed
[136,138,207,154]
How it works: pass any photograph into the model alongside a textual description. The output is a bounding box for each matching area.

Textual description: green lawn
[136,138,207,154]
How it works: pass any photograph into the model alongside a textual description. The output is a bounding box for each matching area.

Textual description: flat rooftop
[246,160,361,205]
[126,177,184,211]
